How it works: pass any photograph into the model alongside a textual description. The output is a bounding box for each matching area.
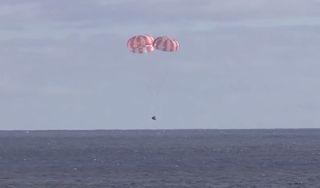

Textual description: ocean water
[0,129,319,188]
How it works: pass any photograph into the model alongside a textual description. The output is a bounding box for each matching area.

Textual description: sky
[1,0,320,130]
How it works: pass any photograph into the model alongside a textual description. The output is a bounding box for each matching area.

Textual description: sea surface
[0,129,320,188]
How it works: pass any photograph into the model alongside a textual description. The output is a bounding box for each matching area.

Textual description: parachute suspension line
[146,61,161,120]
[148,60,172,121]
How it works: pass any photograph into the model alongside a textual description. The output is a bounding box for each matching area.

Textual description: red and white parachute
[127,35,155,54]
[153,36,179,52]
[127,35,179,53]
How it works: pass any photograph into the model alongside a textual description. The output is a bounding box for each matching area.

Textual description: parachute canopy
[127,35,179,53]
[153,36,179,52]
[127,35,155,54]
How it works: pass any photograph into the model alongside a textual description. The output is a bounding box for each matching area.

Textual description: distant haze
[1,0,320,129]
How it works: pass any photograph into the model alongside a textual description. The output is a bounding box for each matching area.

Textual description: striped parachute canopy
[153,36,179,52]
[127,35,155,54]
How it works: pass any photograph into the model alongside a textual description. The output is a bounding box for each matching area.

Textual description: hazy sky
[1,0,320,130]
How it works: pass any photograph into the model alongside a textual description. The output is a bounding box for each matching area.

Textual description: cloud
[1,0,320,41]
[1,0,320,129]
[2,0,320,25]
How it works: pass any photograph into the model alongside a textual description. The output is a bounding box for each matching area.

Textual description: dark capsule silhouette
[152,116,156,120]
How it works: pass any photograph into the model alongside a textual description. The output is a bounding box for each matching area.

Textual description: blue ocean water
[0,129,319,188]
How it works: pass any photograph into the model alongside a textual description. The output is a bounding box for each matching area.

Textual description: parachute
[127,35,179,120]
[127,35,155,53]
[153,36,179,52]
[127,35,179,53]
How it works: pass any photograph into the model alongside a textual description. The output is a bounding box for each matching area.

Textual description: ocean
[0,129,319,188]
